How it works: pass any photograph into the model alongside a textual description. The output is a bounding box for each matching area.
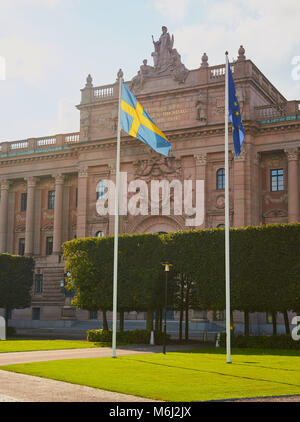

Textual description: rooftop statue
[131,26,189,91]
[152,26,174,73]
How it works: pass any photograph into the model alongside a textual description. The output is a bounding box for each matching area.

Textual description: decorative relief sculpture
[134,155,182,181]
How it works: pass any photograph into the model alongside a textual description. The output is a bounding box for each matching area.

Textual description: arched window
[96,180,106,200]
[95,231,104,238]
[216,169,225,190]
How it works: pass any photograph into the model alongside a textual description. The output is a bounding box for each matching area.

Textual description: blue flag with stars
[228,65,245,157]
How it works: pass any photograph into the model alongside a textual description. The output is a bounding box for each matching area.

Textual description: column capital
[285,148,298,161]
[194,152,208,166]
[25,176,38,188]
[52,173,65,184]
[78,166,89,178]
[254,152,261,166]
[234,145,247,162]
[0,179,10,190]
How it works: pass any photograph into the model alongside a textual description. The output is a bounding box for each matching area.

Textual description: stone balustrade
[255,102,300,123]
[0,132,80,157]
[93,84,116,100]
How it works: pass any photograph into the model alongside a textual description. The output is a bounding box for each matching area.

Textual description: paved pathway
[0,345,195,402]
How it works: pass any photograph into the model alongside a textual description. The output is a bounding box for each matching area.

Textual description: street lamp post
[161,262,172,355]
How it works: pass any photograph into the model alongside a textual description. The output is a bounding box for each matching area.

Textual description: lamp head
[161,262,172,272]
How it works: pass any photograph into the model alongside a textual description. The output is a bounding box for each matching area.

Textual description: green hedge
[87,329,170,345]
[219,333,300,350]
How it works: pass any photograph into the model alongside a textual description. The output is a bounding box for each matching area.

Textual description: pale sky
[1,0,300,142]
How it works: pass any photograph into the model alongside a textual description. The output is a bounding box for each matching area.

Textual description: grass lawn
[2,348,300,401]
[0,339,106,353]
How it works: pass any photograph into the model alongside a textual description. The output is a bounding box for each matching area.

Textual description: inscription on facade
[146,103,194,125]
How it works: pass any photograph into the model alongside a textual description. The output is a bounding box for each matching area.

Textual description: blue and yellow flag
[228,65,245,157]
[121,82,172,157]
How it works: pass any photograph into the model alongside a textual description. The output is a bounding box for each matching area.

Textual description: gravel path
[0,345,194,402]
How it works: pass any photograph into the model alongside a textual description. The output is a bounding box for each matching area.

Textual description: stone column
[0,180,10,252]
[194,153,207,227]
[233,147,247,227]
[76,167,88,238]
[25,177,37,256]
[254,152,262,225]
[286,148,299,223]
[53,174,64,254]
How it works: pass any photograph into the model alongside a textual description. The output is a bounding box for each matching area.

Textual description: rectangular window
[217,169,225,190]
[34,274,43,294]
[89,311,98,320]
[32,308,40,321]
[18,238,25,256]
[46,237,53,256]
[20,193,27,212]
[48,190,55,210]
[213,311,225,322]
[271,169,284,192]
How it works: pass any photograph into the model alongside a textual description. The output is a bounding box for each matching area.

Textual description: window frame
[18,238,25,256]
[96,180,106,200]
[34,274,43,295]
[47,190,55,210]
[270,169,284,192]
[20,192,27,212]
[46,236,53,256]
[216,168,225,191]
[32,307,41,321]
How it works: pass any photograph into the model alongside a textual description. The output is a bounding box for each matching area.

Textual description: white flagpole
[225,52,232,364]
[112,69,123,358]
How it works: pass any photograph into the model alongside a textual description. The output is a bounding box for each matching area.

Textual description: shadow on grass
[179,347,300,357]
[122,354,300,389]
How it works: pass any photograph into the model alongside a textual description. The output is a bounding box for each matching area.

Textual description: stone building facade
[0,29,299,332]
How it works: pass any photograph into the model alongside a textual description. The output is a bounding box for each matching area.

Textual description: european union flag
[121,82,172,157]
[228,65,245,157]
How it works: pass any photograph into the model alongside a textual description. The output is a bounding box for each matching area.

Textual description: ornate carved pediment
[133,155,181,180]
[264,193,288,205]
[15,224,25,233]
[263,209,288,218]
[40,223,54,232]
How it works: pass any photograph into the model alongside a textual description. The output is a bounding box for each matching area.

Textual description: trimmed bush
[7,327,16,337]
[219,332,300,350]
[87,329,170,345]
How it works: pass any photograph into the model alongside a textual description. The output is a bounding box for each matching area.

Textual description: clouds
[153,0,192,21]
[174,0,300,67]
[1,0,63,7]
[0,37,59,86]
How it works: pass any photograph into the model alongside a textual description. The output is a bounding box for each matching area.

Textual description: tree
[0,254,34,331]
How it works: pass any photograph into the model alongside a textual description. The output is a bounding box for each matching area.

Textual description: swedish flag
[121,82,172,157]
[228,65,245,157]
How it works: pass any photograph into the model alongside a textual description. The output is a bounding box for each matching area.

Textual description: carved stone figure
[195,92,207,122]
[131,27,189,87]
[152,26,174,73]
[140,59,155,77]
[172,50,189,83]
